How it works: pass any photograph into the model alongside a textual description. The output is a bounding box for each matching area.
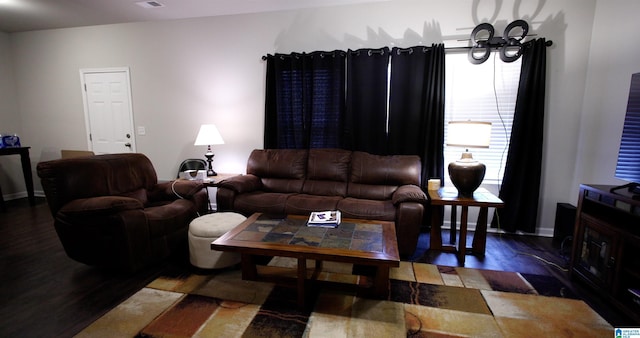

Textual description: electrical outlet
[137,126,146,135]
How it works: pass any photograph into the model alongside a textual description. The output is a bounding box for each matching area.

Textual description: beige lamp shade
[194,124,224,146]
[446,121,492,148]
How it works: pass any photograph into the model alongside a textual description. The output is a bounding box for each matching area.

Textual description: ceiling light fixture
[136,1,165,9]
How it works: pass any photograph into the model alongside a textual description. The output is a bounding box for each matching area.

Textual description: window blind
[444,52,522,185]
[615,73,640,183]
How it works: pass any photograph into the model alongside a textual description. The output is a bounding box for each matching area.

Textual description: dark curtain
[345,47,390,154]
[388,44,445,188]
[264,51,346,149]
[493,38,547,233]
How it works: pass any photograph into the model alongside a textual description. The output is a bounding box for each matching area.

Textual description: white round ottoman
[188,212,246,269]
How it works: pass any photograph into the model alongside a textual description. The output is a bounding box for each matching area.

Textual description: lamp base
[448,152,486,197]
[204,151,217,177]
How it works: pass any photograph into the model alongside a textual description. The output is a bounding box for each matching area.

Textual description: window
[444,52,522,185]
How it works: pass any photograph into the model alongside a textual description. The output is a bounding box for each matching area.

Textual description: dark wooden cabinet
[570,184,640,323]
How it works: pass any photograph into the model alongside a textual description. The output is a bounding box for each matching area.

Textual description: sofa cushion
[58,196,143,217]
[302,148,350,196]
[233,191,291,215]
[120,188,149,206]
[348,151,422,200]
[145,199,197,238]
[306,149,351,181]
[247,149,307,193]
[37,153,158,215]
[285,194,343,215]
[337,197,396,221]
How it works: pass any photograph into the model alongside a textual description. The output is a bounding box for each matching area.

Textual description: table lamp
[194,124,224,176]
[446,121,492,197]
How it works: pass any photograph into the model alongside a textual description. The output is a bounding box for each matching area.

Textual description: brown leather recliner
[37,153,208,273]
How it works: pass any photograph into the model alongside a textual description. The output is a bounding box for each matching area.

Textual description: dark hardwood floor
[0,197,634,337]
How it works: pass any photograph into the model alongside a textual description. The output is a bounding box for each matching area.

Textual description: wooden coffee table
[211,213,400,309]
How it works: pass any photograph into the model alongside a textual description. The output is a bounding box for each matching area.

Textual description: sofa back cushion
[348,151,421,200]
[302,148,351,196]
[37,153,158,216]
[246,149,307,193]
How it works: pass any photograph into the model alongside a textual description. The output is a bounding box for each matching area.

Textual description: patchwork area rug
[76,259,613,337]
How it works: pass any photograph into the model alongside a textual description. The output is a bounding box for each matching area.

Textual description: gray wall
[0,31,23,197]
[1,0,636,236]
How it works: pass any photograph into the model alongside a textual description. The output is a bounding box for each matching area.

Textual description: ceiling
[0,0,390,33]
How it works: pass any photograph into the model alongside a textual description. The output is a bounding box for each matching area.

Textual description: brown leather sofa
[37,153,209,272]
[216,148,427,256]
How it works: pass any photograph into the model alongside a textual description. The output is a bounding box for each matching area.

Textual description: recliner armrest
[392,185,427,205]
[59,196,143,217]
[149,180,205,201]
[217,174,263,193]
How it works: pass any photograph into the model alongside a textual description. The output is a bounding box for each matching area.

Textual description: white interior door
[80,68,135,154]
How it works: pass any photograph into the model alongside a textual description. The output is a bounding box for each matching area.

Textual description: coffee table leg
[297,257,307,309]
[241,254,257,280]
[372,266,390,299]
[312,260,323,279]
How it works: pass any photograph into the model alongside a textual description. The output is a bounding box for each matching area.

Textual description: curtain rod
[260,40,553,60]
[445,39,553,51]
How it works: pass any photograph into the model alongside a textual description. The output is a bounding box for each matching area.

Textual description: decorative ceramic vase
[448,152,486,197]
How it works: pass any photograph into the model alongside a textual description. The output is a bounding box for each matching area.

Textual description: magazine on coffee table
[307,210,341,228]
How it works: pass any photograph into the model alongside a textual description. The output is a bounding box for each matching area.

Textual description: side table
[0,147,35,211]
[178,173,241,213]
[201,173,241,212]
[201,173,241,187]
[428,187,504,265]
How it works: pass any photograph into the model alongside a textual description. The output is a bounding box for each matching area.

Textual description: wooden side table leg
[472,207,489,255]
[450,205,457,244]
[19,151,35,206]
[204,186,213,213]
[430,205,443,250]
[458,206,468,265]
[0,183,5,212]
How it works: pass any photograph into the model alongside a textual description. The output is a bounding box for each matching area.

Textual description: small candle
[428,178,441,190]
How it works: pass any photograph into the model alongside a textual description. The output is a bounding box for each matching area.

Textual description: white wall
[2,0,613,235]
[0,31,24,197]
[573,0,640,195]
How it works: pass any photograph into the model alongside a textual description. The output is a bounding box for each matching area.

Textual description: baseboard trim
[441,221,554,238]
[1,190,46,201]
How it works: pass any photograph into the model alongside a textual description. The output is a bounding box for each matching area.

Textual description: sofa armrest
[217,174,263,193]
[392,185,427,205]
[149,180,205,201]
[59,196,143,217]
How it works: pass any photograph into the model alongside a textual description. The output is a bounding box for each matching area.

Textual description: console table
[0,147,35,211]
[570,184,640,324]
[428,187,504,265]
